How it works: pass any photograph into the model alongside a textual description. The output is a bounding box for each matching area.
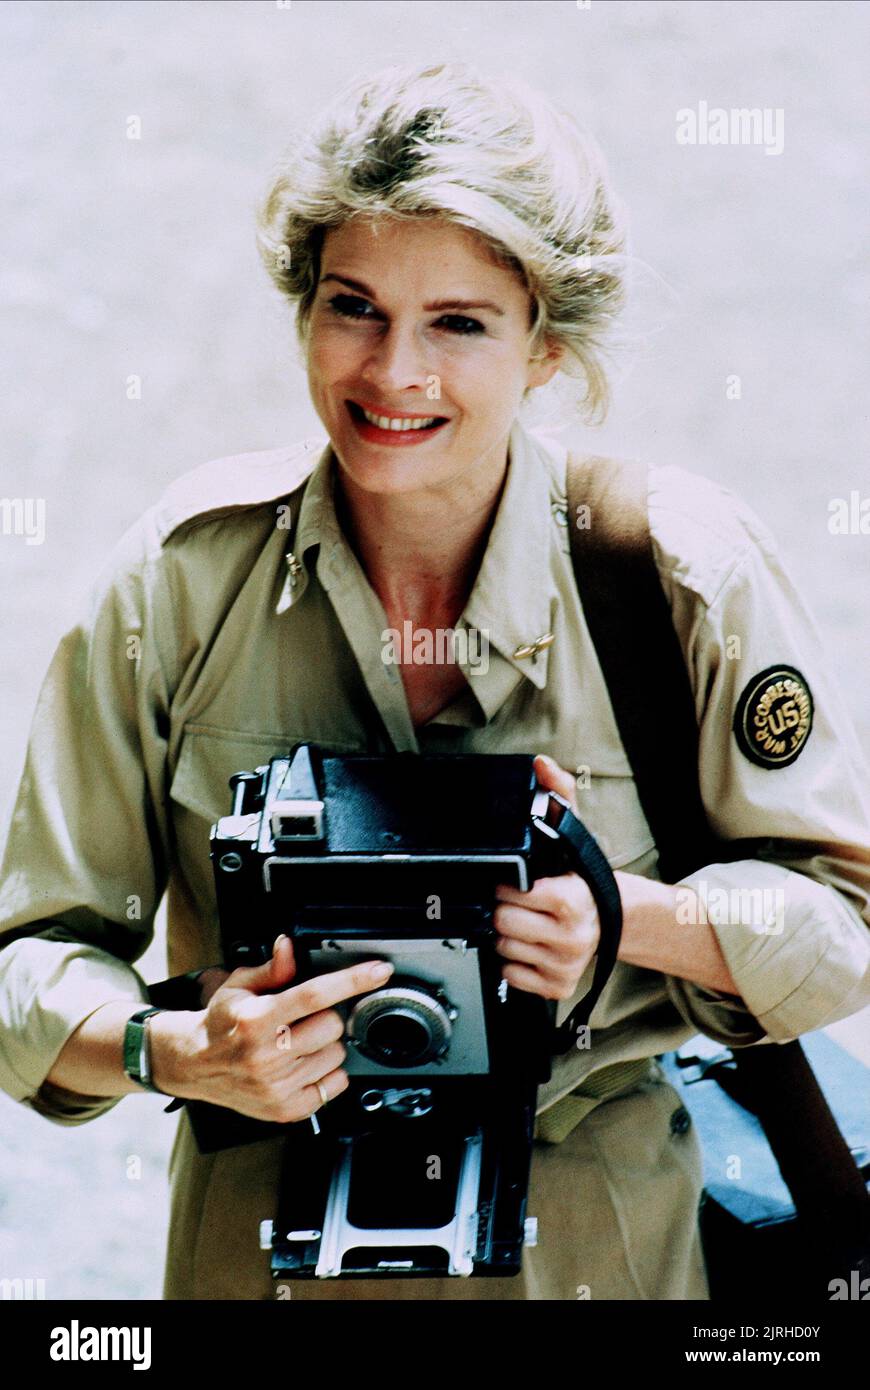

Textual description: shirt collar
[273,441,341,614]
[275,416,562,707]
[461,417,559,695]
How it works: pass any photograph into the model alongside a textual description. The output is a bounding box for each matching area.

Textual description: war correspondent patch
[733,665,814,768]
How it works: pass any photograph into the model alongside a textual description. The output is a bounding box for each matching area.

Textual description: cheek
[458,380,525,432]
[442,343,527,402]
[307,329,361,383]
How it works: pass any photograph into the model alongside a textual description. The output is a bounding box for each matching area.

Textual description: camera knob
[229,770,262,816]
[523,1217,539,1247]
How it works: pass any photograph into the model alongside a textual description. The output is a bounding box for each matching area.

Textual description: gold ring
[316,1081,329,1107]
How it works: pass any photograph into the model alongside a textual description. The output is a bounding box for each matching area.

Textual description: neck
[334,437,510,622]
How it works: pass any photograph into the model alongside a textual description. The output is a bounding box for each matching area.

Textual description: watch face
[123,1018,144,1082]
[123,1010,159,1087]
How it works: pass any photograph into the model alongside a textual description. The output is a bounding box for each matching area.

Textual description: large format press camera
[182,744,622,1281]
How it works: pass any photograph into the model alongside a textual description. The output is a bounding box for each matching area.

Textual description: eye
[325,295,484,337]
[327,293,378,321]
[437,315,485,336]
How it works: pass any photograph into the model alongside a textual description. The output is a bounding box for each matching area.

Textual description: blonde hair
[256,61,628,423]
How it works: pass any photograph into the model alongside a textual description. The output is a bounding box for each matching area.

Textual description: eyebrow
[319,273,505,316]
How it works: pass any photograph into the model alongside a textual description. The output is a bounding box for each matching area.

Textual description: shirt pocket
[169,725,365,826]
[167,727,367,918]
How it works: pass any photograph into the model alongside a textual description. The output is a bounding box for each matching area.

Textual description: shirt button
[670,1105,692,1136]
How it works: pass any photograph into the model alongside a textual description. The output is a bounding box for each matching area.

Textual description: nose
[359,321,431,397]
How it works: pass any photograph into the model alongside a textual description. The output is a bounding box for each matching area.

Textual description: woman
[1,62,868,1302]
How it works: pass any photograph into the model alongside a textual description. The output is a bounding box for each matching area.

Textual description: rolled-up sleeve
[662,520,870,1045]
[0,512,173,1122]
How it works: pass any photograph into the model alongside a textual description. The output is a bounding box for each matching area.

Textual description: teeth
[359,407,440,431]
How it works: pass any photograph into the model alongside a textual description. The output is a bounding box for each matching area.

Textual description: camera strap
[542,798,624,1053]
[564,449,870,1266]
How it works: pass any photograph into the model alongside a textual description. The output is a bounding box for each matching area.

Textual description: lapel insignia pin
[513,632,555,662]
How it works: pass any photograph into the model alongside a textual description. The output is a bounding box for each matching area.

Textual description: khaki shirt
[1,417,869,1296]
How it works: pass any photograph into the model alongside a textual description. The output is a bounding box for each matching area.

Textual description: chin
[332,448,440,495]
[328,425,449,487]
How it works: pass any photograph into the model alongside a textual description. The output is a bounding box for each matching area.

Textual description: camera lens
[349,980,454,1069]
[364,1012,432,1067]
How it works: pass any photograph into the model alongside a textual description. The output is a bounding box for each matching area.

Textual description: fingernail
[368,961,394,981]
[273,934,288,951]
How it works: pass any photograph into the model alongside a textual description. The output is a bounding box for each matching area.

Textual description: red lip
[348,398,449,421]
[345,399,450,446]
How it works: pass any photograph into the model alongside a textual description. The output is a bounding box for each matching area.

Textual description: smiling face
[305,216,563,499]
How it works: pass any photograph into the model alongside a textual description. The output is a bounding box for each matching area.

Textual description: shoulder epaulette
[153,436,329,546]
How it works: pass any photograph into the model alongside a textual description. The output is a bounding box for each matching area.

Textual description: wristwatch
[123,1006,168,1095]
[137,968,213,1115]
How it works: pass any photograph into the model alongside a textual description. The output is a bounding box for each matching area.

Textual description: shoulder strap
[565,449,870,1279]
[564,454,725,883]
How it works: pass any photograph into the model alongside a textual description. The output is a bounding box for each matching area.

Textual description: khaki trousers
[164,1061,709,1301]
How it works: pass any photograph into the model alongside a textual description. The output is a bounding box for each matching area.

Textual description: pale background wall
[0,0,867,1298]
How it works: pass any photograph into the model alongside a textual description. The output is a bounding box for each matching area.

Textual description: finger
[298,1066,350,1117]
[495,934,568,977]
[501,961,566,998]
[494,902,581,955]
[495,900,559,945]
[533,877,595,924]
[533,753,579,809]
[269,958,395,1029]
[286,1039,347,1088]
[497,875,593,923]
[494,880,560,913]
[276,1008,345,1058]
[225,934,297,996]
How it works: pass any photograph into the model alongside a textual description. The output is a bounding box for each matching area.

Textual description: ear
[526,334,565,392]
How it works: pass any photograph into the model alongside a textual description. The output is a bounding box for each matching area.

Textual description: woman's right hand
[150,935,394,1123]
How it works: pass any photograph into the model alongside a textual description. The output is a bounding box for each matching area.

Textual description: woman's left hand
[493,753,602,1001]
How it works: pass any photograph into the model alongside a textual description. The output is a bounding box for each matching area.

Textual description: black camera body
[188,744,621,1280]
